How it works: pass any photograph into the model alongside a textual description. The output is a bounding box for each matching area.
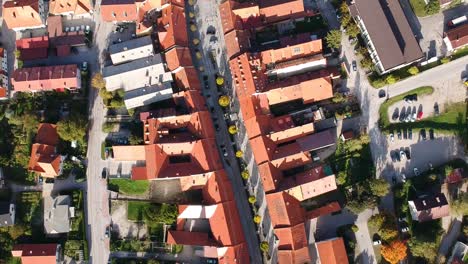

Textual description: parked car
[392,110,399,121]
[378,89,386,98]
[101,168,108,179]
[408,129,412,140]
[105,226,110,238]
[390,132,394,142]
[397,130,402,140]
[352,61,357,71]
[401,227,410,232]
[429,129,435,140]
[414,168,420,176]
[411,112,416,122]
[434,103,439,116]
[420,129,427,140]
[373,239,382,245]
[398,217,406,222]
[400,149,406,160]
[400,174,407,182]
[81,61,88,71]
[390,151,397,162]
[405,147,411,160]
[403,128,407,139]
[395,151,401,162]
[417,110,423,120]
[392,176,397,185]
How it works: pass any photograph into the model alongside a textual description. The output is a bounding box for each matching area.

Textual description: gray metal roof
[109,36,153,55]
[44,195,71,234]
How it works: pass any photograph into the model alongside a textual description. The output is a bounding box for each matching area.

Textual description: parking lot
[401,0,468,57]
[382,132,464,180]
[387,93,442,123]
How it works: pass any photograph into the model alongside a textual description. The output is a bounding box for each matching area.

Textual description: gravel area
[110,200,147,239]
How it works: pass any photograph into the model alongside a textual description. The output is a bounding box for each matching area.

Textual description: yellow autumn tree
[381,241,407,264]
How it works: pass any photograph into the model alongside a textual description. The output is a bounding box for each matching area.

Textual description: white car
[401,227,410,232]
[401,174,407,182]
[400,150,406,160]
[398,217,406,222]
[390,133,394,142]
[411,112,416,122]
[413,168,420,176]
[373,240,382,245]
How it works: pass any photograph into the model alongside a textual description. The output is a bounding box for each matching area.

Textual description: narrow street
[186,0,263,263]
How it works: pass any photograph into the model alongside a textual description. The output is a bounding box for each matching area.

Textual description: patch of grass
[127,201,152,221]
[379,86,434,129]
[108,179,149,195]
[409,0,429,16]
[294,15,327,34]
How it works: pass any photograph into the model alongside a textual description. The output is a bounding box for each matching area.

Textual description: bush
[385,74,398,84]
[102,122,117,133]
[91,73,106,90]
[351,224,359,232]
[325,30,342,49]
[440,57,451,64]
[424,0,440,15]
[368,214,385,229]
[407,66,419,75]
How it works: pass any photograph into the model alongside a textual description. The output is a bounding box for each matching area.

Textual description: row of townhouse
[100,1,251,262]
[218,0,350,263]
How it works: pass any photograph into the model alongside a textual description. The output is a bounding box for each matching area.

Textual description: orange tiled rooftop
[3,0,44,30]
[157,3,188,50]
[12,64,80,92]
[28,124,62,178]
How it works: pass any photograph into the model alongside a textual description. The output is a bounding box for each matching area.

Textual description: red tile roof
[167,230,218,246]
[12,64,80,92]
[260,39,322,65]
[164,47,194,71]
[259,0,306,24]
[277,247,312,264]
[224,29,251,59]
[100,0,138,22]
[16,36,49,49]
[49,0,92,15]
[0,88,7,98]
[28,123,61,178]
[266,191,305,227]
[3,0,44,30]
[157,3,188,50]
[218,243,250,264]
[316,237,349,264]
[275,223,308,250]
[209,201,245,246]
[173,91,207,112]
[12,244,58,264]
[35,123,59,146]
[142,111,215,144]
[306,201,341,219]
[172,67,201,90]
[131,139,223,180]
[445,23,468,50]
[202,170,235,204]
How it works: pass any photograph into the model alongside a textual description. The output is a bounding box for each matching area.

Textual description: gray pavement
[188,0,263,263]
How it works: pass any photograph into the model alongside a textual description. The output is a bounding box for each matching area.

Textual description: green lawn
[127,201,153,221]
[409,0,428,16]
[108,179,149,195]
[379,86,434,129]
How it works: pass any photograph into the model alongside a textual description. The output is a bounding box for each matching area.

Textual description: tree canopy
[451,192,468,216]
[91,73,106,90]
[57,114,88,143]
[381,241,407,264]
[369,178,390,197]
[325,30,342,49]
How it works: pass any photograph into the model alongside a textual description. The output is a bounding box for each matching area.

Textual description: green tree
[424,0,440,15]
[346,195,377,214]
[325,30,342,49]
[332,92,346,103]
[344,134,370,152]
[129,134,142,145]
[451,192,468,216]
[57,114,88,143]
[445,165,454,176]
[336,171,347,185]
[408,239,438,261]
[340,13,352,28]
[346,22,360,38]
[368,214,385,229]
[369,178,390,197]
[339,2,350,15]
[91,73,106,90]
[260,241,269,252]
[407,66,419,75]
[360,56,374,70]
[102,122,117,133]
[109,98,125,108]
[356,46,368,57]
[248,196,257,204]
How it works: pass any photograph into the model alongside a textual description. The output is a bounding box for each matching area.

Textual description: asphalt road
[84,2,115,263]
[188,0,263,263]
